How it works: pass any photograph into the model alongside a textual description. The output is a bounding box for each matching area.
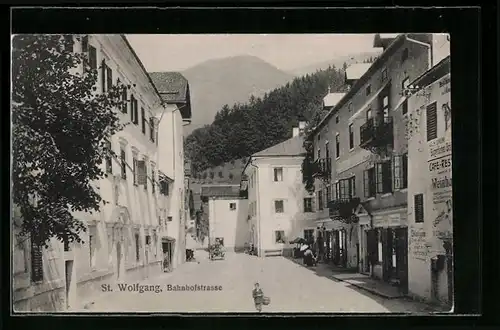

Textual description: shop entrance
[382,227,408,292]
[162,239,175,272]
[333,229,347,267]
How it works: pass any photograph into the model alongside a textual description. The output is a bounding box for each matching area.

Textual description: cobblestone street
[85,251,437,313]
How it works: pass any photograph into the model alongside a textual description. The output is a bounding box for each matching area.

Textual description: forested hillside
[185,65,348,175]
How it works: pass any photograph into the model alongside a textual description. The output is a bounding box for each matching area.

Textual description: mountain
[182,55,295,136]
[288,51,382,77]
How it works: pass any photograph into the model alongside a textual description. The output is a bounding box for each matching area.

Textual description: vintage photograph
[11,33,452,313]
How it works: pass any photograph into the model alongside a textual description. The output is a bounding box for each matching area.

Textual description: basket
[263,296,270,305]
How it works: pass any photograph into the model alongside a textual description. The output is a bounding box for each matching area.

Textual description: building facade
[308,34,450,291]
[406,57,452,306]
[207,197,249,251]
[12,35,192,311]
[243,124,317,257]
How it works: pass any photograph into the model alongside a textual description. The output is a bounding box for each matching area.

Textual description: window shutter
[150,117,155,142]
[393,156,401,190]
[402,154,408,188]
[376,163,383,193]
[81,35,89,52]
[137,160,146,185]
[88,46,97,70]
[101,59,106,93]
[141,107,146,134]
[130,95,135,122]
[134,99,139,124]
[414,194,424,223]
[363,170,370,197]
[426,102,438,141]
[107,66,113,91]
[383,161,392,193]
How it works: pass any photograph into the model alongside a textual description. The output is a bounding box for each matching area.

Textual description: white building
[200,185,248,251]
[242,123,317,257]
[12,35,192,311]
[406,56,452,306]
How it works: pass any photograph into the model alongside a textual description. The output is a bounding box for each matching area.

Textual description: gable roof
[201,185,241,198]
[148,72,189,103]
[323,92,346,108]
[252,135,305,158]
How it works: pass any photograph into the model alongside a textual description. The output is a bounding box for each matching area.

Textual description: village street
[84,251,436,314]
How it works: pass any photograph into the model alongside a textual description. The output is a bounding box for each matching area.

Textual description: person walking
[252,282,265,312]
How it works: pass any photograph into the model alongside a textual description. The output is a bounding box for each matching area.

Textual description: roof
[252,135,305,157]
[311,34,408,135]
[149,72,189,103]
[345,63,372,81]
[373,33,400,48]
[323,93,346,108]
[410,56,451,89]
[201,185,241,198]
[149,71,192,120]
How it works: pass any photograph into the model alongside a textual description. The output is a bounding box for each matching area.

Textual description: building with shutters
[307,34,450,292]
[241,122,317,257]
[12,35,192,311]
[406,56,452,306]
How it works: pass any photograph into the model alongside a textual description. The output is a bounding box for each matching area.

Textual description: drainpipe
[248,159,262,257]
[405,35,432,68]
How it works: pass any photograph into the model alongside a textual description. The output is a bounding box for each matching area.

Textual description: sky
[126,34,381,72]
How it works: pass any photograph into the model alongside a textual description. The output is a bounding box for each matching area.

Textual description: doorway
[162,240,174,272]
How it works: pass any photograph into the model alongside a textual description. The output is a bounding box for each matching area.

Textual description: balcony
[312,158,331,181]
[327,197,361,223]
[359,116,394,152]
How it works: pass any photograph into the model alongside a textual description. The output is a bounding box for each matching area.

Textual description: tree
[12,35,125,247]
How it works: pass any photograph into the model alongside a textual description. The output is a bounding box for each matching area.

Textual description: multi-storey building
[12,35,192,311]
[308,33,449,293]
[242,122,316,257]
[406,56,452,306]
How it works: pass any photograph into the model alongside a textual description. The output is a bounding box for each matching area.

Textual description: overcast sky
[126,34,381,72]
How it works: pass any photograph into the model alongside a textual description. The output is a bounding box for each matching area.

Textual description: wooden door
[395,227,409,293]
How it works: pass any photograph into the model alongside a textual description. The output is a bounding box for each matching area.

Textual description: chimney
[292,127,300,137]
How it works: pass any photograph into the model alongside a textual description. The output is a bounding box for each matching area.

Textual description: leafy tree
[12,35,125,247]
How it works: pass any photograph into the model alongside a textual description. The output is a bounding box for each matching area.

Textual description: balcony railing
[327,197,361,223]
[312,158,331,180]
[359,116,394,149]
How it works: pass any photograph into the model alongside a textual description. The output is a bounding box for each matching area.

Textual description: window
[101,60,106,93]
[273,167,283,182]
[229,173,234,180]
[150,117,155,143]
[167,216,173,222]
[218,171,223,178]
[160,177,169,196]
[348,103,353,112]
[363,167,376,198]
[304,229,314,242]
[30,241,43,282]
[376,161,393,194]
[120,148,126,179]
[401,48,409,62]
[143,160,148,191]
[426,102,438,141]
[88,45,97,71]
[209,172,214,179]
[414,194,424,223]
[335,178,354,200]
[105,140,112,174]
[145,235,151,245]
[335,116,339,124]
[348,124,354,149]
[133,99,139,125]
[135,233,140,262]
[229,202,237,211]
[382,95,390,118]
[326,186,331,204]
[130,95,136,123]
[303,198,313,213]
[335,134,340,158]
[381,68,388,82]
[141,107,146,134]
[121,85,128,113]
[366,108,372,120]
[317,190,324,210]
[366,84,371,95]
[132,154,138,185]
[274,200,284,213]
[275,230,286,244]
[393,154,408,190]
[81,35,89,53]
[106,66,113,91]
